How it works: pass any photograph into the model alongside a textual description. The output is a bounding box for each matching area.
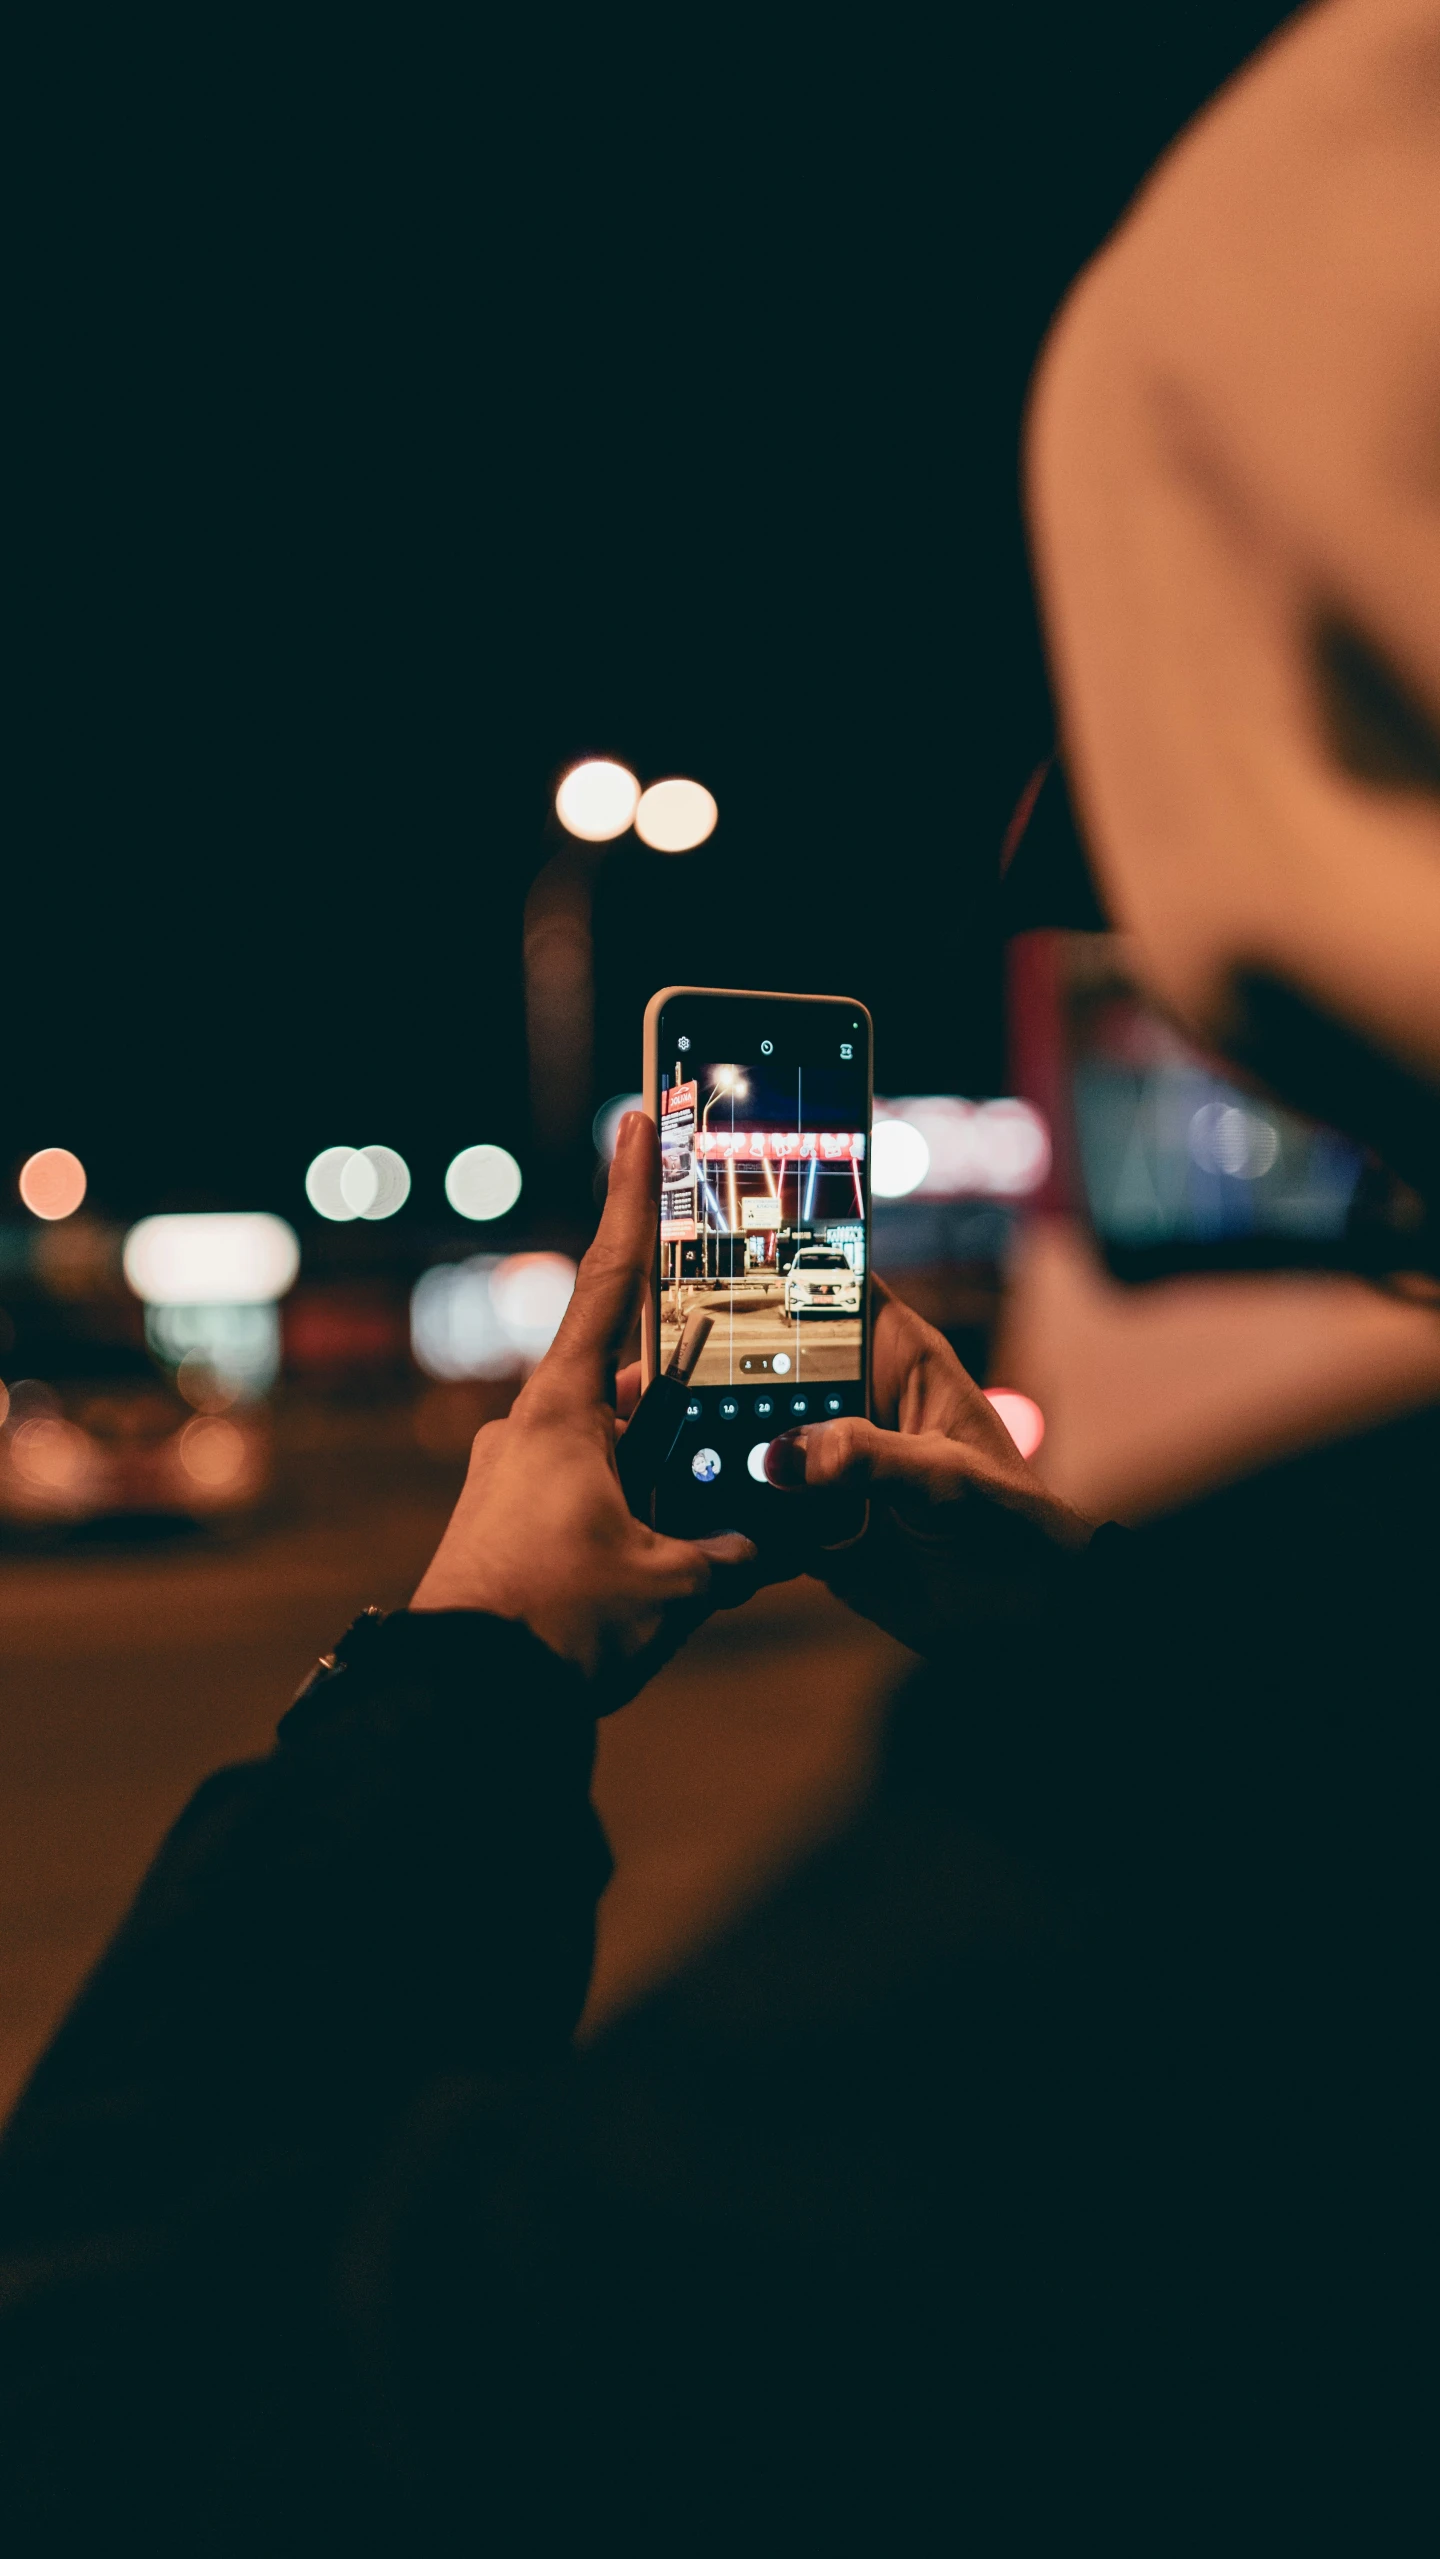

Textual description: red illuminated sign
[692,1130,865,1161]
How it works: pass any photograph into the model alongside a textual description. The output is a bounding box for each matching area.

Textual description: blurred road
[0,1414,912,2118]
[662,1291,863,1385]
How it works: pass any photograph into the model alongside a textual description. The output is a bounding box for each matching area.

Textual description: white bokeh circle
[555,759,640,842]
[634,777,718,853]
[445,1144,524,1222]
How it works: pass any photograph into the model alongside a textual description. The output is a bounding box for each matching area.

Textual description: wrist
[411,1566,600,1679]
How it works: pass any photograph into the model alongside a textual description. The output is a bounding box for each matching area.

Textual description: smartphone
[641,986,873,1546]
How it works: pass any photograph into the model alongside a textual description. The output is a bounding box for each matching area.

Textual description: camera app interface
[655,996,869,1522]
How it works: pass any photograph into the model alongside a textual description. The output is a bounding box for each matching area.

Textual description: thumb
[766,1417,991,1507]
[525,1114,656,1412]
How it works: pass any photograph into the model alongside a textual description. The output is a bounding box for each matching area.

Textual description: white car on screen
[783,1248,861,1318]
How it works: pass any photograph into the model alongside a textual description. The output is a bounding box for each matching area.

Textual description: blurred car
[0,1345,269,1529]
[782,1247,862,1318]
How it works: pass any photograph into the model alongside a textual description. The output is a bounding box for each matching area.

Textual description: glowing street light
[555,759,640,843]
[634,777,718,852]
[123,1213,300,1307]
[871,1119,931,1199]
[411,1249,575,1377]
[305,1146,410,1222]
[345,1146,410,1219]
[445,1144,523,1222]
[702,1067,748,1132]
[305,1148,355,1221]
[19,1148,87,1221]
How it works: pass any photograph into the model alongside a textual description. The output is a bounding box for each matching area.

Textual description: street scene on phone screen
[659,1059,866,1388]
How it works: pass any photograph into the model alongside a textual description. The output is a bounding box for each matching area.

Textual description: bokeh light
[985,1389,1045,1460]
[868,1100,1051,1200]
[555,759,640,842]
[19,1148,87,1221]
[306,1147,358,1221]
[339,1152,379,1214]
[871,1119,932,1199]
[175,1351,238,1413]
[348,1145,411,1220]
[148,1305,280,1397]
[973,1099,1052,1196]
[307,1145,410,1222]
[123,1213,300,1307]
[411,1258,511,1380]
[489,1253,576,1358]
[445,1144,523,1221]
[593,1094,644,1160]
[178,1414,247,1486]
[5,1381,60,1424]
[1188,1100,1280,1180]
[10,1416,91,1492]
[634,777,718,852]
[410,1248,576,1379]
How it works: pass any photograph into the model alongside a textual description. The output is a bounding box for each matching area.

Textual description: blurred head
[1027,0,1440,1200]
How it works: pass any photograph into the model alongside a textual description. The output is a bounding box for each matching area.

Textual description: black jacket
[1,1411,1435,2553]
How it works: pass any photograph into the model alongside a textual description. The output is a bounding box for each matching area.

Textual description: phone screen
[650,989,872,1542]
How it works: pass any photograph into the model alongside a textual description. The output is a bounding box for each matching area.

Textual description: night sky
[9,8,1293,1235]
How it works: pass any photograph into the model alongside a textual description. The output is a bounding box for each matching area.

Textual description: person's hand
[764,1278,1093,1655]
[412,1113,757,1694]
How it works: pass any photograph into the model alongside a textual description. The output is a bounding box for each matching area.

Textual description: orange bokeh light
[19,1148,87,1221]
[178,1415,247,1486]
[10,1416,91,1490]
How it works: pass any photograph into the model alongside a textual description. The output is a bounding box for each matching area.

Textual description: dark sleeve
[0,1608,609,2548]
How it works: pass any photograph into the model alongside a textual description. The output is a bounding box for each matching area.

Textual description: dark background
[8,6,1294,1232]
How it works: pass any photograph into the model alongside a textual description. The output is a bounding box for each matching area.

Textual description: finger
[687,1532,764,1613]
[765,1418,998,1505]
[525,1114,657,1410]
[615,1360,642,1422]
[630,1523,758,1602]
[870,1285,982,1438]
[689,1533,758,1567]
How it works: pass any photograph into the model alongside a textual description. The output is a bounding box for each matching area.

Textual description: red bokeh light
[985,1388,1045,1460]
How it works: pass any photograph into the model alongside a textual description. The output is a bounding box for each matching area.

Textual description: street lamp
[526,763,719,1165]
[700,1068,749,1251]
[701,1067,748,1132]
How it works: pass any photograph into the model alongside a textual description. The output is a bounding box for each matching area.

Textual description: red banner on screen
[692,1130,865,1161]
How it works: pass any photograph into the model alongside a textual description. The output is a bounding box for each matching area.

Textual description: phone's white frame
[640,984,875,1406]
